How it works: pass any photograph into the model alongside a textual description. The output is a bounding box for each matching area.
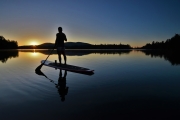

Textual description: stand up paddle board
[41,60,94,75]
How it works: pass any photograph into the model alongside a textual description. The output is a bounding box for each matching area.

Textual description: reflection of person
[55,27,67,64]
[56,70,68,102]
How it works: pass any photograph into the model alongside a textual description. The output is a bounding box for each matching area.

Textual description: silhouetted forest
[18,43,132,49]
[0,36,18,49]
[2,33,180,49]
[65,44,132,49]
[141,34,180,49]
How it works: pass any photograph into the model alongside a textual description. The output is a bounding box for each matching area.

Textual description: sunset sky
[0,0,180,47]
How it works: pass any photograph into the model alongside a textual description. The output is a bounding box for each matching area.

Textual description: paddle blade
[35,64,43,72]
[35,66,48,78]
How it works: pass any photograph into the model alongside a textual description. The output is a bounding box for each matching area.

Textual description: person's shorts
[57,47,65,52]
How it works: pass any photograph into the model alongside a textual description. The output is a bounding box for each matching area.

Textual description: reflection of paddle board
[41,60,94,75]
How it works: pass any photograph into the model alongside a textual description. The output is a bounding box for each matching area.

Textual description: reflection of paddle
[36,69,69,102]
[35,47,55,72]
[35,68,57,85]
[35,69,48,78]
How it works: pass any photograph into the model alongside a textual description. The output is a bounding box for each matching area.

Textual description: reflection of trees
[140,50,180,65]
[19,49,132,56]
[0,50,19,63]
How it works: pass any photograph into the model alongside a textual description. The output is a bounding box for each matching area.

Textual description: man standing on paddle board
[55,27,67,64]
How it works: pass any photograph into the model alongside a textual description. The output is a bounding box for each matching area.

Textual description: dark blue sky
[0,0,180,47]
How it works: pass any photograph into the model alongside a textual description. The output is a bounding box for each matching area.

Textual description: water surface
[0,49,180,120]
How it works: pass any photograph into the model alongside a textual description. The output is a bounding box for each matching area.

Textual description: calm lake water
[0,49,180,120]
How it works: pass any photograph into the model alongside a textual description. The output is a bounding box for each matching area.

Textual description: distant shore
[18,42,132,49]
[1,33,180,50]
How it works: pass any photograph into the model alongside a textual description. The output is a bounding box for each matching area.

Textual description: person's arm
[55,33,58,47]
[64,34,67,41]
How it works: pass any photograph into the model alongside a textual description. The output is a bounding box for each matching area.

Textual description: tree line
[141,34,180,49]
[19,43,132,49]
[1,33,180,49]
[65,44,132,49]
[0,36,18,49]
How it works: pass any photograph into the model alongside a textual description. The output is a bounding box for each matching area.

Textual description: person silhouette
[56,70,69,102]
[55,27,67,64]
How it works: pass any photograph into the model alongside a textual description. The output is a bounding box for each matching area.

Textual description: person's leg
[62,50,67,64]
[58,53,62,64]
[57,48,62,64]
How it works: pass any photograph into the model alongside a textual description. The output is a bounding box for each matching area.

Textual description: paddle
[35,46,55,72]
[35,68,58,85]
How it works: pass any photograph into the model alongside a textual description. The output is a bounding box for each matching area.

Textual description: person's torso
[56,33,66,47]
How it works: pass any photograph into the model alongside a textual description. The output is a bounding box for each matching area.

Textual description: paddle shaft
[42,47,55,65]
[35,46,56,72]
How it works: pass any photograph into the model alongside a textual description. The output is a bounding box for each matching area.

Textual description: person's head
[58,27,62,33]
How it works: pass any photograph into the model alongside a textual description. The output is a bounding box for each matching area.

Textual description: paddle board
[41,60,94,75]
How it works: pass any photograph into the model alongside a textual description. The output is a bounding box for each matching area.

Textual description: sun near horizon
[29,41,39,46]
